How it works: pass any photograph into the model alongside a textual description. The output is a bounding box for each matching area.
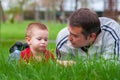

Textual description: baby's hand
[57,60,76,67]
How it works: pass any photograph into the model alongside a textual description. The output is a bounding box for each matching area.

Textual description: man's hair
[26,22,48,37]
[68,8,101,38]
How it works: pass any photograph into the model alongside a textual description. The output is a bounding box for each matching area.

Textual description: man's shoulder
[56,27,69,45]
[57,27,69,38]
[99,17,120,37]
[99,17,120,29]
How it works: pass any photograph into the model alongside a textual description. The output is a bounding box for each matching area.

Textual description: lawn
[1,21,66,40]
[1,21,120,80]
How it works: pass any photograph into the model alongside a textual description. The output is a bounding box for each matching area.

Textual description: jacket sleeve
[99,17,120,60]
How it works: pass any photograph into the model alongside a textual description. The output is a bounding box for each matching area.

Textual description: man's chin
[71,44,79,48]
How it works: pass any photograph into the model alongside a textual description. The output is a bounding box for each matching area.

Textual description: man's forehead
[68,26,83,35]
[68,26,82,31]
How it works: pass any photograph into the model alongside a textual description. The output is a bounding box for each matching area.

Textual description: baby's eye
[37,38,42,40]
[44,38,48,41]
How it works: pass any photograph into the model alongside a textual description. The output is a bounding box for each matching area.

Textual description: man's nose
[68,34,72,41]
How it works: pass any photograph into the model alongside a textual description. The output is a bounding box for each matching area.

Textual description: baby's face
[28,28,48,53]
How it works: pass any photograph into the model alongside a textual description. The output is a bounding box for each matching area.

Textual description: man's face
[68,26,90,48]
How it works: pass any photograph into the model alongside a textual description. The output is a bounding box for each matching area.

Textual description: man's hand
[57,60,76,67]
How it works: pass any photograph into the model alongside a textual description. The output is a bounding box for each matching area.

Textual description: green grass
[0,55,120,80]
[1,21,120,80]
[1,21,66,40]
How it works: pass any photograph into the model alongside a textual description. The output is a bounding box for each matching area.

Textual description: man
[56,8,120,60]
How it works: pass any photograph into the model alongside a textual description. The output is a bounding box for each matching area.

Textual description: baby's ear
[25,37,31,45]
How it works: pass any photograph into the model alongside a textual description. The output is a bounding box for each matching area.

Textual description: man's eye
[70,33,78,38]
[73,35,79,38]
[70,34,78,38]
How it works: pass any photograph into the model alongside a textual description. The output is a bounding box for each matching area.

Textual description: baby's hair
[26,22,48,37]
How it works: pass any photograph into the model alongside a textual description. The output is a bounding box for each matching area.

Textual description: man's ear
[25,37,31,45]
[89,33,96,43]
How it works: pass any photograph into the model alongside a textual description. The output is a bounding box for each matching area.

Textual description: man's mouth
[71,43,75,46]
